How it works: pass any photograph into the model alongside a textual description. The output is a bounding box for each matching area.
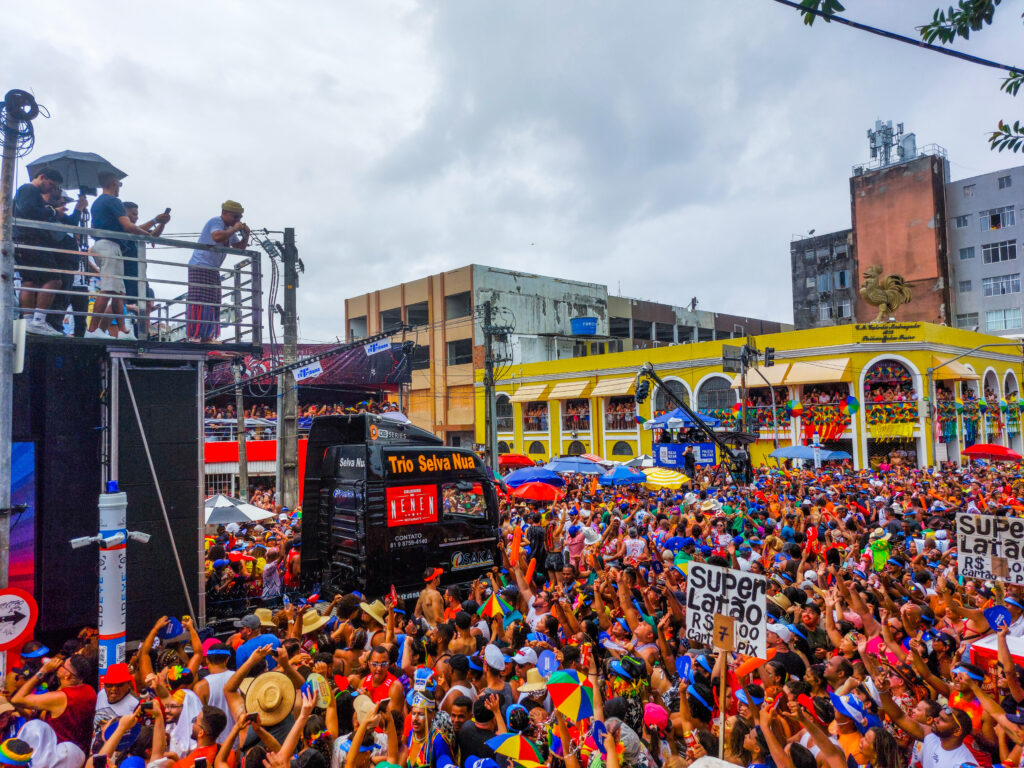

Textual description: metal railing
[522,415,549,433]
[204,418,312,442]
[561,414,591,431]
[604,411,636,431]
[495,415,514,433]
[12,218,262,346]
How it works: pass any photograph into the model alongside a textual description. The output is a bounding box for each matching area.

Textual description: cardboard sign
[713,614,736,652]
[385,485,438,527]
[958,513,1024,584]
[686,562,767,659]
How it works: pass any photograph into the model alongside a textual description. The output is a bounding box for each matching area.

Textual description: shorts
[13,243,57,285]
[92,239,125,294]
[545,552,564,571]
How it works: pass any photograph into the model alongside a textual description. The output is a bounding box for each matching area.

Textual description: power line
[769,0,1023,73]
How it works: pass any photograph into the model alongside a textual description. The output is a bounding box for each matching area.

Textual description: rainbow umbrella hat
[486,733,544,766]
[547,669,595,721]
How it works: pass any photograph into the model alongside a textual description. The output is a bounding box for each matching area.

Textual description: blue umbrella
[545,456,605,475]
[598,466,647,486]
[643,407,720,430]
[503,466,566,488]
[770,445,817,460]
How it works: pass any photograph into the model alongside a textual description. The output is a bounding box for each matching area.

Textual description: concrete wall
[851,155,951,324]
[946,164,1024,334]
[790,230,855,330]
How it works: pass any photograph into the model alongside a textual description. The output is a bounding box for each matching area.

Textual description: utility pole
[231,359,249,500]
[278,228,299,511]
[482,300,497,469]
[0,90,39,589]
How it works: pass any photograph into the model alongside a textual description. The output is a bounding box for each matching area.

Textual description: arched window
[697,377,734,410]
[611,441,634,457]
[655,380,689,412]
[863,359,914,400]
[496,395,513,433]
[566,440,586,456]
[497,441,511,454]
[527,441,546,454]
[1005,372,1019,400]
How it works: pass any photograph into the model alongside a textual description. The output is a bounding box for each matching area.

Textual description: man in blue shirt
[187,200,250,342]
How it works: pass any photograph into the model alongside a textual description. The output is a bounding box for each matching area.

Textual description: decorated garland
[865,401,918,425]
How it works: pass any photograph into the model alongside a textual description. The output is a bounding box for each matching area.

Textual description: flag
[634,414,646,425]
[955,398,964,413]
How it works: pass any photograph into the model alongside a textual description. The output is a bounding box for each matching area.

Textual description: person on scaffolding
[186,199,250,343]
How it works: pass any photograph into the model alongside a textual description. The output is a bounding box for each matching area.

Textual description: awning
[546,381,591,399]
[510,384,548,403]
[590,377,636,397]
[783,357,851,386]
[932,356,980,381]
[731,363,790,389]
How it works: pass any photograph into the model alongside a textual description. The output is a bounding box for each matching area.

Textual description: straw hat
[301,609,330,635]
[253,608,276,628]
[518,667,548,692]
[700,499,720,512]
[245,672,295,725]
[359,600,387,627]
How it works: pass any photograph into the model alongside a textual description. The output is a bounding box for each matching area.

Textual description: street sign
[0,588,37,651]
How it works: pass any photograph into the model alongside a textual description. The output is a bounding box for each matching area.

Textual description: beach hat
[352,694,376,726]
[254,607,276,628]
[245,671,296,726]
[582,528,601,546]
[359,600,387,627]
[518,667,548,692]
[700,499,720,512]
[300,608,329,635]
[221,200,244,214]
[484,644,506,671]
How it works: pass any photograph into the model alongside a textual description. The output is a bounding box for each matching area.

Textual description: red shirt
[172,744,235,768]
[362,672,398,703]
[47,683,96,755]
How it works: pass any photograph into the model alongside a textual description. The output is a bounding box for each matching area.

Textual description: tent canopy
[783,358,851,386]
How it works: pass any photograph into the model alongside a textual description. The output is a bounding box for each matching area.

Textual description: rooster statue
[860,265,912,323]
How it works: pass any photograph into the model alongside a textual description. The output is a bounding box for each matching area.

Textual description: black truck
[301,414,502,601]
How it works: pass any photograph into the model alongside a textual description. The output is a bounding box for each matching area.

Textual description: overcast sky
[8,1,1023,340]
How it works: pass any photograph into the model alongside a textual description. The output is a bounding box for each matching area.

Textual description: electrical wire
[769,0,1023,73]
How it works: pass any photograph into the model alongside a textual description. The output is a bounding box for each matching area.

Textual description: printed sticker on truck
[386,484,438,527]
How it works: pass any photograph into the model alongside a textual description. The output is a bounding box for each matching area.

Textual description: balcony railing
[13,218,262,348]
[604,411,636,431]
[865,401,918,425]
[204,418,312,442]
[496,416,515,433]
[561,414,591,432]
[523,416,549,433]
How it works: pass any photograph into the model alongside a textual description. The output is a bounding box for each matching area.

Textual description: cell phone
[245,712,258,724]
[376,700,389,714]
[140,701,154,713]
[195,759,208,768]
[93,757,108,768]
[164,207,171,215]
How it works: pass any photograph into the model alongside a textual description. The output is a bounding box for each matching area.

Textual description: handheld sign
[985,605,1013,632]
[685,562,767,659]
[712,614,736,652]
[958,512,1024,584]
[537,650,558,677]
[676,654,692,683]
[0,589,37,651]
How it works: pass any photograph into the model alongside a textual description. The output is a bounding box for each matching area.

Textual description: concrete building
[947,165,1024,336]
[789,229,854,329]
[345,265,789,444]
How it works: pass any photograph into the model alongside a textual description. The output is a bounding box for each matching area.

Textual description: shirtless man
[415,567,445,628]
[448,611,477,655]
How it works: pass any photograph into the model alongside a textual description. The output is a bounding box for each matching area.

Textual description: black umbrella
[26,150,126,192]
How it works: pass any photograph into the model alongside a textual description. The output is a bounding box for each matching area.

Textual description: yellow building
[475,322,1024,469]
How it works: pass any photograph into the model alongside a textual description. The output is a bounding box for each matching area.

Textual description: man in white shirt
[92,663,139,742]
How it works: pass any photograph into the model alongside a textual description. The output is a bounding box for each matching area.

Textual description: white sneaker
[26,320,63,337]
[84,329,110,340]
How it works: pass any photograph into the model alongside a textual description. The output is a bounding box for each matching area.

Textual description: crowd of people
[13,166,249,342]
[10,459,1024,768]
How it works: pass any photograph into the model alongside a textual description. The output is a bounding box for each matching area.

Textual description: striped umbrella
[486,734,544,767]
[204,494,276,525]
[642,468,689,490]
[547,669,595,721]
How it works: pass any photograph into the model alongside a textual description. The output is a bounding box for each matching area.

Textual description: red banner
[386,485,438,527]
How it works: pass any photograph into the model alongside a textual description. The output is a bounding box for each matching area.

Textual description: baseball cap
[484,645,505,671]
[101,663,133,685]
[235,615,261,631]
[512,648,538,666]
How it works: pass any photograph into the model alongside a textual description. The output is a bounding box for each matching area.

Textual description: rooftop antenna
[867,120,916,169]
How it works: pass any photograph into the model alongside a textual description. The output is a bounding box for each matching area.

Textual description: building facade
[947,164,1024,336]
[346,265,789,444]
[789,229,854,329]
[477,322,1024,470]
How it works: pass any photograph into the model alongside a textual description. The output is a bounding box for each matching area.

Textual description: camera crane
[633,362,755,486]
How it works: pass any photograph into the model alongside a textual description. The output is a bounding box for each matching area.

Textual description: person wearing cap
[439,655,477,712]
[192,643,236,743]
[92,662,139,741]
[415,568,445,629]
[187,200,250,342]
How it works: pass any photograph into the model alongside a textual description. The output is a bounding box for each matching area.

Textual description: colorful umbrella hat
[546,669,595,721]
[479,593,510,619]
[486,733,544,766]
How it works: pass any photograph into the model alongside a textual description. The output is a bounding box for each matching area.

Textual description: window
[444,291,472,320]
[380,307,402,333]
[610,441,634,457]
[963,184,976,197]
[819,304,834,321]
[955,215,970,229]
[632,319,652,340]
[958,280,973,294]
[496,395,513,432]
[833,270,851,289]
[956,312,979,330]
[697,377,734,410]
[959,246,976,261]
[999,175,1013,190]
[982,240,1017,264]
[348,315,367,340]
[983,273,1021,297]
[834,245,848,259]
[837,300,851,319]
[676,325,694,343]
[441,482,486,519]
[655,380,689,412]
[804,250,814,260]
[406,301,429,327]
[805,277,815,289]
[609,317,631,338]
[987,308,1023,331]
[445,338,472,366]
[655,322,674,343]
[527,441,546,454]
[566,440,586,456]
[981,205,1015,231]
[697,328,714,342]
[410,344,430,370]
[817,274,831,292]
[497,441,511,454]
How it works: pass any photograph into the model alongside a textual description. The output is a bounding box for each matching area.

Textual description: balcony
[561,413,591,432]
[865,401,918,425]
[496,416,515,433]
[604,410,636,431]
[13,217,263,350]
[523,416,549,433]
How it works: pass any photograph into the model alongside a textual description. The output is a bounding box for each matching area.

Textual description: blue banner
[654,442,717,469]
